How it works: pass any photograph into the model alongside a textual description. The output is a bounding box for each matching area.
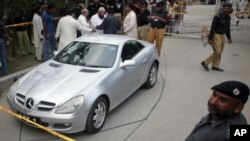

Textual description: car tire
[142,62,158,89]
[86,97,108,133]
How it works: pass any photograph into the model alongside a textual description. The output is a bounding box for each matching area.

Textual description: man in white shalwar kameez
[55,9,95,51]
[90,7,106,34]
[78,8,91,35]
[239,0,250,18]
[123,3,138,39]
[32,6,44,61]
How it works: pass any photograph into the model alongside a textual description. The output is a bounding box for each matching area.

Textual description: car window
[54,41,118,68]
[121,40,144,61]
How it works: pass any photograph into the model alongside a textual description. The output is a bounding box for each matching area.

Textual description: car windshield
[54,41,118,68]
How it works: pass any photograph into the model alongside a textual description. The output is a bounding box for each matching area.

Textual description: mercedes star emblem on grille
[25,98,34,110]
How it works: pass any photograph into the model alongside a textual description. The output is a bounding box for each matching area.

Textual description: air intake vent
[80,69,100,73]
[15,93,26,106]
[49,63,61,68]
[37,101,56,111]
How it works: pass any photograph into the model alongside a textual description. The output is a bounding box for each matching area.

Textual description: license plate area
[18,112,40,124]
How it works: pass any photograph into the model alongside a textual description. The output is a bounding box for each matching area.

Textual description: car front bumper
[7,95,89,133]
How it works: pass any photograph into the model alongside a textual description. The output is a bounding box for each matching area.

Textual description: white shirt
[90,14,105,34]
[32,13,43,48]
[239,0,249,12]
[123,10,138,39]
[55,15,92,51]
[78,15,90,35]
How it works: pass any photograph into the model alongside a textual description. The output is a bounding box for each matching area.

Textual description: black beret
[211,81,250,103]
[156,2,164,7]
[223,2,232,8]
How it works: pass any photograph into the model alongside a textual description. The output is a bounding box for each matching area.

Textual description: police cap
[223,2,232,8]
[211,81,250,103]
[156,1,164,7]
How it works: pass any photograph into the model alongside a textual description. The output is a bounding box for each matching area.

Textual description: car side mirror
[53,51,59,56]
[120,60,136,68]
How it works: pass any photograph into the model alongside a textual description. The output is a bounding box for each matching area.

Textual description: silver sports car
[7,35,159,133]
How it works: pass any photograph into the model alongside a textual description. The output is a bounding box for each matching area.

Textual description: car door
[113,40,149,103]
[128,41,149,85]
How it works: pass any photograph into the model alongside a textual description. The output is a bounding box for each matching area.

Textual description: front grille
[15,93,55,112]
[15,93,26,106]
[37,101,56,111]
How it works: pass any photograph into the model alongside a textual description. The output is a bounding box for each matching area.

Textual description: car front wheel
[86,97,108,133]
[143,62,158,89]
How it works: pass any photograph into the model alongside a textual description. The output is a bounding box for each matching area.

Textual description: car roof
[75,34,134,45]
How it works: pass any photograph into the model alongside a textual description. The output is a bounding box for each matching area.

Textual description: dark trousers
[166,20,174,34]
[0,39,8,75]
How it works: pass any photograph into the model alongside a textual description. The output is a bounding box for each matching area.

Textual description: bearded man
[90,7,106,34]
[55,9,95,51]
[185,80,249,141]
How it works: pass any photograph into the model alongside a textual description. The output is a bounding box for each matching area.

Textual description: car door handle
[142,58,148,64]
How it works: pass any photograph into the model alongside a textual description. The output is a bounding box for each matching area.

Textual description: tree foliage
[0,0,77,21]
[1,0,33,19]
[0,0,132,22]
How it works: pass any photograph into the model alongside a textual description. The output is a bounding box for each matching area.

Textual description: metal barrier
[164,9,250,43]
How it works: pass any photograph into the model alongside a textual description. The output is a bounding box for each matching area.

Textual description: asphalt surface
[0,5,250,141]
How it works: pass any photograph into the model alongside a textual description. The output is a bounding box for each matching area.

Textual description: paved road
[0,5,250,141]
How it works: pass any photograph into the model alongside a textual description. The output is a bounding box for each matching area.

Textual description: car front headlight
[8,80,19,100]
[56,96,84,114]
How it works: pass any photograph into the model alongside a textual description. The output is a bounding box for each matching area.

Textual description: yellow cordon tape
[5,12,248,28]
[5,22,32,28]
[5,17,61,28]
[0,105,75,141]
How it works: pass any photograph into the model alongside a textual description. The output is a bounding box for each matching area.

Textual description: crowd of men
[0,0,188,75]
[1,0,249,75]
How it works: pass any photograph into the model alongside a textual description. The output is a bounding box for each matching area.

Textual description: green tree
[0,0,76,22]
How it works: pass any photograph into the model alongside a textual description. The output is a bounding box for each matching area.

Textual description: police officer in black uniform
[185,80,249,141]
[201,2,233,72]
[147,1,169,56]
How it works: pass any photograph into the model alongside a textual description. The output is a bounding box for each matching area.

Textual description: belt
[215,32,225,35]
[138,25,148,27]
[151,27,164,29]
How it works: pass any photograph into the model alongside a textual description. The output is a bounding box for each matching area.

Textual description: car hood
[17,61,108,105]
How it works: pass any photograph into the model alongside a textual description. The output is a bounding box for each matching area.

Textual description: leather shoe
[236,20,239,26]
[201,61,209,71]
[212,67,224,72]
